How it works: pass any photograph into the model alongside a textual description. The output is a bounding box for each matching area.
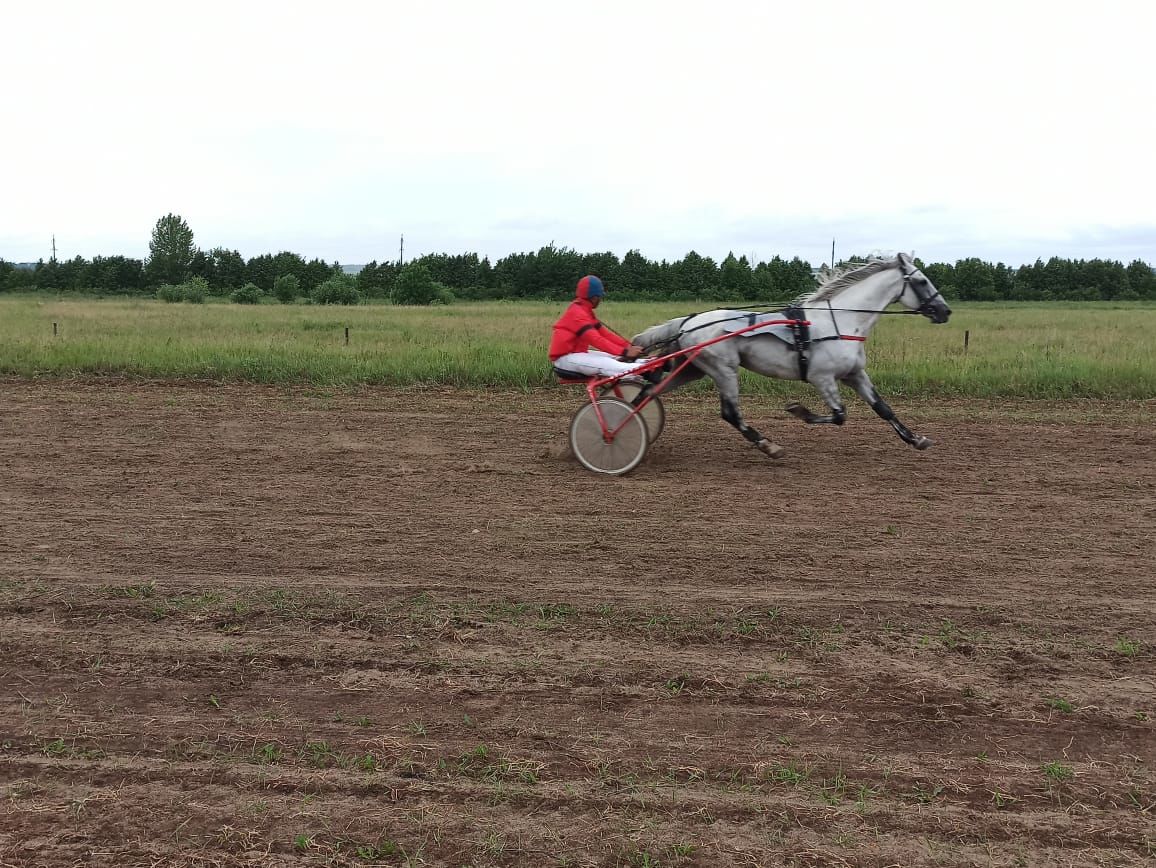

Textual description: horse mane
[794,256,900,305]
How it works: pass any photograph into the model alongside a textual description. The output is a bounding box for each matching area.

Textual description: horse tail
[632,316,687,352]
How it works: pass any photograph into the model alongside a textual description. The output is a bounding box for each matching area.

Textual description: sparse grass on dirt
[0,383,1153,866]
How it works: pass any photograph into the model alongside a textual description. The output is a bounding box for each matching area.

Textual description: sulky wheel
[569,397,650,476]
[598,382,665,444]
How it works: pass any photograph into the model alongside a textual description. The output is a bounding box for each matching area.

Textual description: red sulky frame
[565,317,809,444]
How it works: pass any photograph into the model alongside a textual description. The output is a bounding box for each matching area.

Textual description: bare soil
[1,382,1153,867]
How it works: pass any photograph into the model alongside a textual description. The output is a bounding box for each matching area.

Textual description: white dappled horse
[630,253,952,458]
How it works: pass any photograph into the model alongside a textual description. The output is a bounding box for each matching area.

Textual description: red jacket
[549,299,630,361]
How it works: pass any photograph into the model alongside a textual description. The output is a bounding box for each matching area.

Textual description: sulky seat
[553,366,594,385]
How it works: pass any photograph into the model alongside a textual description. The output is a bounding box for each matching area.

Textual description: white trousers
[552,351,647,379]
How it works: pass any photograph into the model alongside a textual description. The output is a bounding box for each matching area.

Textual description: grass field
[1,296,1154,398]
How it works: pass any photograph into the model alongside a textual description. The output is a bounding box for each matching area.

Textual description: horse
[630,252,952,459]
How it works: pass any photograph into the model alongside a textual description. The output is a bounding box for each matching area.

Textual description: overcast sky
[3,1,1154,268]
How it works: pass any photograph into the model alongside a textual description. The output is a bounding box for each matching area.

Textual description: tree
[1126,260,1156,298]
[188,249,213,285]
[0,259,36,293]
[208,248,246,293]
[475,257,496,297]
[1042,257,1076,299]
[580,252,620,291]
[759,255,813,301]
[272,274,301,303]
[1013,260,1047,300]
[246,253,277,291]
[271,251,307,283]
[670,251,719,299]
[301,258,333,293]
[34,258,62,290]
[357,260,399,298]
[393,263,442,305]
[56,256,91,290]
[412,252,489,291]
[526,244,583,298]
[992,263,1015,300]
[720,253,754,300]
[311,272,360,305]
[954,258,996,301]
[146,213,196,286]
[231,283,263,304]
[1075,258,1128,300]
[923,262,955,298]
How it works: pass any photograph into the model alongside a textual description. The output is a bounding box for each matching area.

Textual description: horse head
[895,253,951,324]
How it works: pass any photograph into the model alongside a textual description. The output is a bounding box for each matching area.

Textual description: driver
[549,275,652,379]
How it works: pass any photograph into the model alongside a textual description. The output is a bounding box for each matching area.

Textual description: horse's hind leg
[785,375,846,425]
[709,367,785,459]
[843,370,932,450]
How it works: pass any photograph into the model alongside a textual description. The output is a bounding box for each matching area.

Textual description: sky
[3,0,1154,269]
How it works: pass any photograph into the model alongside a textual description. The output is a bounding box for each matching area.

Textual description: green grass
[1042,761,1074,783]
[1114,637,1142,657]
[2,296,1155,398]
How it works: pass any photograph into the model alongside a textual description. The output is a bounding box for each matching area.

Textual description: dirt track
[1,382,1154,867]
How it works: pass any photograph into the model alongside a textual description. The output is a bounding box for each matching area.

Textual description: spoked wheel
[597,382,665,443]
[569,398,650,476]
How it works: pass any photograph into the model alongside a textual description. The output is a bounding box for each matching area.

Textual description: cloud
[3,1,1155,268]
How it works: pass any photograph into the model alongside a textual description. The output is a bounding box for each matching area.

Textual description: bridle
[897,264,946,318]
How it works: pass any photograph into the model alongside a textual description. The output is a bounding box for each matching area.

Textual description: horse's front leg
[785,376,846,425]
[843,370,932,450]
[714,370,785,459]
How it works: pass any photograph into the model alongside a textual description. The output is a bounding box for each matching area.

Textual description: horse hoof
[758,440,786,459]
[913,436,933,450]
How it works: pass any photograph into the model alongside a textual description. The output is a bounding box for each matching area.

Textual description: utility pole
[399,234,404,266]
[831,238,835,269]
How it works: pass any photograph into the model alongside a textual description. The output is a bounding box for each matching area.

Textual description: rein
[642,262,945,359]
[651,266,939,350]
[649,304,913,351]
[732,264,943,318]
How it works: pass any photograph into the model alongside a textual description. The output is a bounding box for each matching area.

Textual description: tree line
[2,214,1154,303]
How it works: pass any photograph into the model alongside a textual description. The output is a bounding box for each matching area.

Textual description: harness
[779,302,873,380]
[782,305,814,380]
[649,264,943,381]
